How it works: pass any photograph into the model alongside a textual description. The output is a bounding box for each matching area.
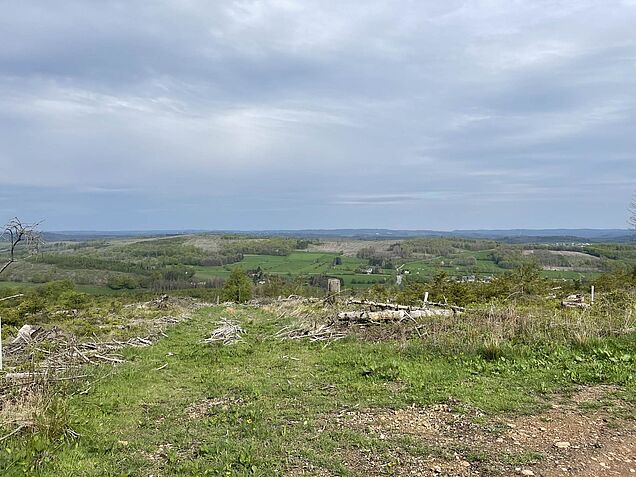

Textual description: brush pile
[274,322,346,343]
[202,318,244,345]
[2,298,198,386]
[3,326,155,383]
[561,294,590,309]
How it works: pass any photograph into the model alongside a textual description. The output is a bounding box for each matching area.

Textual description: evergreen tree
[222,268,253,303]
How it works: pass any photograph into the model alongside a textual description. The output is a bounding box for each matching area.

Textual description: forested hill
[43,228,633,243]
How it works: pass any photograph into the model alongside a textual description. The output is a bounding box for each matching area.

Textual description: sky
[1,0,635,231]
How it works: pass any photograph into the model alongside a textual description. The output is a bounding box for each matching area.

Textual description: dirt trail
[297,385,636,476]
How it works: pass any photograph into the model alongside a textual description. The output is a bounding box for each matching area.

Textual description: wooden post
[423,292,429,304]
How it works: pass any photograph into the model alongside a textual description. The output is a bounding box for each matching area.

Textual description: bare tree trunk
[0,218,42,370]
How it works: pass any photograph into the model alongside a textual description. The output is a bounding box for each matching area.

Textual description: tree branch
[0,294,24,302]
[0,217,42,277]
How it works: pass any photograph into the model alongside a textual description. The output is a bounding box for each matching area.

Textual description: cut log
[11,324,37,344]
[0,294,24,303]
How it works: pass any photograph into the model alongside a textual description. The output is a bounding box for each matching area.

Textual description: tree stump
[327,278,341,303]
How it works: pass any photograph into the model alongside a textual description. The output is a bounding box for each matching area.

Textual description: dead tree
[0,218,42,370]
[0,217,42,276]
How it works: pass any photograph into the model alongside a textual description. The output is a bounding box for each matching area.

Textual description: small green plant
[361,361,402,381]
[477,337,505,361]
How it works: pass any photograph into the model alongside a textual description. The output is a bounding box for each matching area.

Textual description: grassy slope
[3,306,635,476]
[194,252,392,288]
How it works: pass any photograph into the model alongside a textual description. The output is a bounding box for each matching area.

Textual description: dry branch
[0,294,24,303]
[561,294,591,309]
[275,323,346,343]
[202,319,244,345]
[0,218,42,276]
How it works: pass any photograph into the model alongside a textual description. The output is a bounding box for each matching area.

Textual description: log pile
[337,308,451,323]
[346,299,464,313]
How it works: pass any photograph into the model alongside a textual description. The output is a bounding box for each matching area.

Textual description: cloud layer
[1,0,635,229]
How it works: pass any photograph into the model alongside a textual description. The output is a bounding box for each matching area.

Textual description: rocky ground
[292,385,635,476]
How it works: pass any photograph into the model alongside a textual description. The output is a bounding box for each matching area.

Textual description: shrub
[222,268,253,303]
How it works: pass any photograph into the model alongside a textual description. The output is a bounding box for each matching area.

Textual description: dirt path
[320,385,636,476]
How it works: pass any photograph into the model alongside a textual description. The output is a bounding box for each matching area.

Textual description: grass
[194,252,392,287]
[0,280,133,297]
[0,281,40,290]
[540,270,602,280]
[1,304,635,476]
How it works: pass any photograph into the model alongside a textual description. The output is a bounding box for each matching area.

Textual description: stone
[554,441,571,449]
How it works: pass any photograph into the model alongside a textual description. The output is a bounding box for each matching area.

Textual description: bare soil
[522,250,600,260]
[294,385,636,476]
[307,240,393,256]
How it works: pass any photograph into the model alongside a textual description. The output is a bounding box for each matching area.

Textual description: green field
[194,252,392,288]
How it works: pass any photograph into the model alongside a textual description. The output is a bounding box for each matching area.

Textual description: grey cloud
[1,0,635,229]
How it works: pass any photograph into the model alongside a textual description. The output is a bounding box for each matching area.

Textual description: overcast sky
[1,0,635,230]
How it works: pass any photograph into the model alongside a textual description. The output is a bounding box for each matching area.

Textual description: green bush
[222,268,253,303]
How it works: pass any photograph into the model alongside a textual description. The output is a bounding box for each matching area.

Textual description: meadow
[0,301,634,476]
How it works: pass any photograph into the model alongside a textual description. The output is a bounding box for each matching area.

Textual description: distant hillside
[42,228,634,243]
[244,228,633,242]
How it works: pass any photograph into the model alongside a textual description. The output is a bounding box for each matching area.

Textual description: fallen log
[4,372,42,381]
[337,311,404,322]
[346,299,411,311]
[337,308,452,322]
[11,324,39,344]
[0,294,24,303]
[347,298,464,313]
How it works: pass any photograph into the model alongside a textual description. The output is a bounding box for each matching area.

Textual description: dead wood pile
[2,325,156,383]
[336,299,461,324]
[2,296,201,388]
[274,322,346,343]
[561,294,590,309]
[347,299,464,313]
[202,318,244,345]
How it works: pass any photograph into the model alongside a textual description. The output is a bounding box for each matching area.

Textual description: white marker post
[591,285,595,305]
